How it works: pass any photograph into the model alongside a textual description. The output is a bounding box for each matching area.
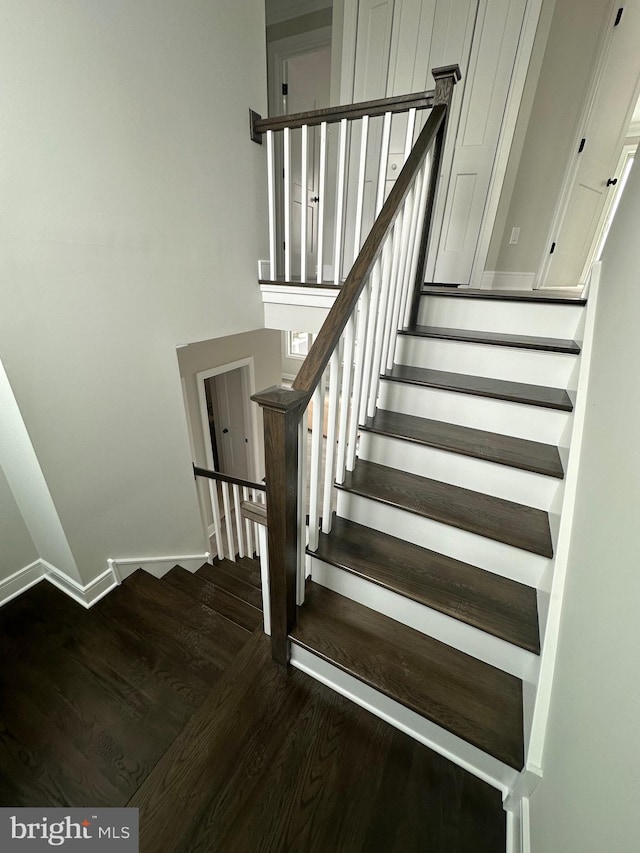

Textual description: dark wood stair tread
[401,324,580,354]
[164,567,262,633]
[338,459,553,558]
[312,517,539,653]
[383,364,573,411]
[290,583,524,769]
[363,409,564,478]
[197,561,263,610]
[422,285,586,305]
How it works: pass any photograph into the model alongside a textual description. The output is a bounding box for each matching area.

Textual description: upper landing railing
[250,66,461,663]
[250,76,456,285]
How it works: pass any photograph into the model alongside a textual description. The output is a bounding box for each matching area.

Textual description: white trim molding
[481,271,535,291]
[0,561,46,608]
[0,559,119,610]
[290,643,519,796]
[107,552,211,581]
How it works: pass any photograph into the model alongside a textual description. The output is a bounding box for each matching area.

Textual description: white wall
[0,465,38,582]
[529,159,640,850]
[0,1,268,584]
[486,0,611,273]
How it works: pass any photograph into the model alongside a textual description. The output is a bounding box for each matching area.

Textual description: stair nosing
[382,365,574,412]
[421,285,587,305]
[337,460,553,558]
[361,410,564,479]
[399,324,581,355]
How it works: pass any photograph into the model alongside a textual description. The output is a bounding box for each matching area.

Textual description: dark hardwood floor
[0,566,506,852]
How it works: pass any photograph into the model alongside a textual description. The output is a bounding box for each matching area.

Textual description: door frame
[196,358,259,482]
[267,27,333,280]
[533,0,638,288]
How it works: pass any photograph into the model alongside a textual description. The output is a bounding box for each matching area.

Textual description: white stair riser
[290,644,519,795]
[358,432,562,510]
[395,335,577,387]
[336,490,549,589]
[310,557,540,682]
[377,379,571,444]
[418,297,584,339]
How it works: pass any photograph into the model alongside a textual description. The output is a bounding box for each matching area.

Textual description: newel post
[251,385,307,665]
[408,64,461,327]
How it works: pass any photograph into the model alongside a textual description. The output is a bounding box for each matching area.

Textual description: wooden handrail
[193,464,266,492]
[250,90,434,140]
[252,66,461,664]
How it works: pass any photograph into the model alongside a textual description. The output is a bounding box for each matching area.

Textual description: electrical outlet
[509,227,521,245]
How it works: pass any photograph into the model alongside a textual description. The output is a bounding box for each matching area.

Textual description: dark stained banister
[251,66,461,664]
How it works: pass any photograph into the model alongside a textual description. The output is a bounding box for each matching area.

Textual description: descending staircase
[289,284,587,780]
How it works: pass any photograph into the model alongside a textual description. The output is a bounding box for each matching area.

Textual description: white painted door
[341,0,530,285]
[285,46,332,279]
[210,369,250,481]
[428,0,526,283]
[544,8,640,287]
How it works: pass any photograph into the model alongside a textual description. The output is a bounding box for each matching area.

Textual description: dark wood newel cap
[251,385,308,414]
[431,64,462,83]
[249,108,263,144]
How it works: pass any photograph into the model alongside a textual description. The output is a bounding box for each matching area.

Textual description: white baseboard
[0,559,119,609]
[289,643,519,796]
[45,560,118,608]
[481,271,535,290]
[107,552,211,581]
[0,561,46,607]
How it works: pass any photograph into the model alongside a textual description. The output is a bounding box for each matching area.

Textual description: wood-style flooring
[0,564,506,852]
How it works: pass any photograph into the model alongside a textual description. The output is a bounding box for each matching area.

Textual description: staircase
[289,284,587,785]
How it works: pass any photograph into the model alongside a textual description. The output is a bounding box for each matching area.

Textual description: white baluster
[346,283,370,471]
[375,112,392,217]
[300,124,308,282]
[353,115,370,263]
[297,417,308,606]
[335,315,355,484]
[317,122,327,284]
[209,480,224,560]
[404,108,416,160]
[385,187,416,370]
[403,154,431,328]
[233,484,244,558]
[358,258,381,425]
[333,118,348,284]
[284,127,291,281]
[396,168,425,348]
[252,488,261,557]
[322,349,340,534]
[368,233,396,418]
[308,379,325,551]
[221,481,235,561]
[242,486,253,557]
[257,524,270,636]
[266,130,277,281]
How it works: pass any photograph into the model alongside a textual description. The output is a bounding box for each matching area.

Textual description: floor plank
[132,631,507,852]
[291,584,524,769]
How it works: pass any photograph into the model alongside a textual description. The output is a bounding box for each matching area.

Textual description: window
[287,331,314,359]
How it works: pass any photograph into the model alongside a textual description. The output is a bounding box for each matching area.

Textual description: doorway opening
[196,359,258,483]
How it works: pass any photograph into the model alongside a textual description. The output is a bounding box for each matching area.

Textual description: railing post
[408,64,461,327]
[251,385,307,665]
